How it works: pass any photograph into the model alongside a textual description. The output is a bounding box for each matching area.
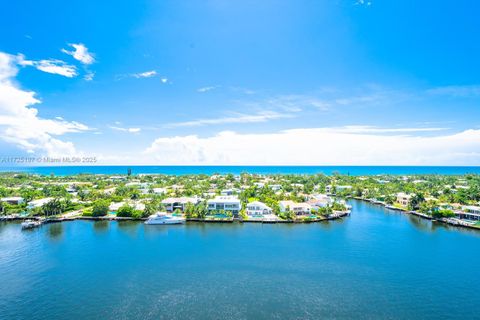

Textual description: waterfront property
[27,197,54,209]
[246,201,272,216]
[161,197,200,213]
[0,196,24,205]
[279,200,312,215]
[307,194,333,208]
[456,205,480,221]
[396,192,412,207]
[207,196,241,216]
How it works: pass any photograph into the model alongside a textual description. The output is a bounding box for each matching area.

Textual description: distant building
[152,188,167,195]
[207,196,241,216]
[161,197,200,213]
[253,182,265,188]
[279,200,312,215]
[396,193,412,207]
[246,201,272,216]
[220,188,240,196]
[27,198,54,209]
[326,185,352,194]
[0,196,24,205]
[269,184,282,191]
[307,194,333,208]
[456,205,480,221]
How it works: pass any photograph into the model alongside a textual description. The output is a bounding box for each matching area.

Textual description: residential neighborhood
[0,172,479,229]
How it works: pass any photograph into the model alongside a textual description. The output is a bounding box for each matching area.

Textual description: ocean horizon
[1,165,480,176]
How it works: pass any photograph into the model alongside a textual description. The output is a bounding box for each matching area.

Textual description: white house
[0,196,24,205]
[269,184,282,191]
[27,198,54,209]
[279,200,312,215]
[396,193,412,207]
[456,205,480,221]
[307,194,333,208]
[253,182,265,188]
[161,197,199,213]
[152,187,167,195]
[246,201,272,216]
[221,188,240,196]
[207,196,241,216]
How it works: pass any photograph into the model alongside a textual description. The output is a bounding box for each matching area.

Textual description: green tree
[41,198,64,217]
[92,200,109,217]
[117,204,134,217]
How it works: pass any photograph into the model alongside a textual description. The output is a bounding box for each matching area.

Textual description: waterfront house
[207,196,241,216]
[27,198,54,209]
[109,202,125,211]
[279,200,312,215]
[456,205,480,221]
[161,197,200,213]
[0,196,25,205]
[307,194,333,208]
[246,201,272,216]
[396,193,412,207]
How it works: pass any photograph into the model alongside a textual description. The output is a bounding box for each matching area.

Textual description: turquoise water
[1,200,479,319]
[1,165,480,176]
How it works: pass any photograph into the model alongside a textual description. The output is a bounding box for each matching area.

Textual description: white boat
[144,212,185,225]
[21,219,42,229]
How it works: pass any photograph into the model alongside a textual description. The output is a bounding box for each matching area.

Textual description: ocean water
[1,200,479,319]
[1,165,480,176]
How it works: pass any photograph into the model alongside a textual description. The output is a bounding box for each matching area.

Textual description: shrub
[117,204,134,217]
[92,200,109,217]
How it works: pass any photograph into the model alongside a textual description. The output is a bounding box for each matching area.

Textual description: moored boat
[21,219,42,229]
[144,212,185,225]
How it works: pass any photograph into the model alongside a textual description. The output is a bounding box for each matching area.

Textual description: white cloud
[84,71,95,81]
[116,70,163,81]
[355,0,372,6]
[17,55,77,78]
[109,125,141,133]
[133,70,157,78]
[197,86,218,93]
[61,43,95,65]
[0,52,89,156]
[167,111,294,127]
[144,126,480,165]
[330,125,447,134]
[426,85,480,97]
[266,95,331,111]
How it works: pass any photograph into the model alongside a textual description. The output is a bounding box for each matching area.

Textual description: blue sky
[1,0,479,165]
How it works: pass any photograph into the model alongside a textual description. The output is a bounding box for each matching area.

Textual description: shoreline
[353,197,480,231]
[1,211,350,225]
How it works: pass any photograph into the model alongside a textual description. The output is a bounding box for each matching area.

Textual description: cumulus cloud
[167,111,294,127]
[61,43,95,65]
[144,127,480,165]
[0,52,89,156]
